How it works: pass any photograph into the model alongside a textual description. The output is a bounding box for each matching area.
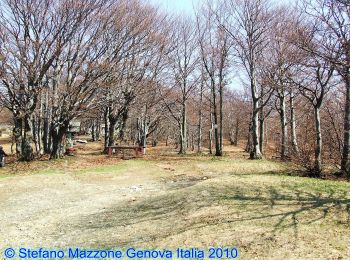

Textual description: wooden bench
[107,146,144,158]
[66,147,77,156]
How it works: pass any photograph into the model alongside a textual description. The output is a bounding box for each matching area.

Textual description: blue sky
[149,0,293,90]
[149,0,201,15]
[149,0,292,15]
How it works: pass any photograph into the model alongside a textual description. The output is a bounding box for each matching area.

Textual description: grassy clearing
[83,160,350,259]
[0,146,349,259]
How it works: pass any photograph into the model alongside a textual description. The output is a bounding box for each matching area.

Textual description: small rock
[131,185,142,191]
[201,190,210,196]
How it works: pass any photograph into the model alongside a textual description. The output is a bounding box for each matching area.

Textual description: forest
[0,0,349,179]
[2,1,350,259]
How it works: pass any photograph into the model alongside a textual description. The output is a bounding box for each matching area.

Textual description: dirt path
[0,162,169,248]
[1,149,350,259]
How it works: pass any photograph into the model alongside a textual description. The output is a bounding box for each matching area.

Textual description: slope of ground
[0,144,349,259]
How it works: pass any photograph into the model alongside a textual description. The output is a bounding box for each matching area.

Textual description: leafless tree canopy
[0,0,350,177]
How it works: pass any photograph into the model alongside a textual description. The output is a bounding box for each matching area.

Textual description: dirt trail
[0,164,168,249]
[2,146,349,259]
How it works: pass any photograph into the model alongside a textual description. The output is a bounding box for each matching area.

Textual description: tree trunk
[96,118,101,141]
[179,101,187,154]
[21,114,34,161]
[290,91,299,154]
[197,113,202,153]
[219,83,224,156]
[279,95,288,160]
[212,86,221,156]
[37,113,42,155]
[250,108,262,159]
[13,117,22,156]
[250,67,262,159]
[118,108,129,143]
[197,83,203,153]
[191,133,195,151]
[32,115,39,154]
[314,106,322,175]
[50,123,69,160]
[91,120,96,141]
[234,119,239,146]
[230,129,235,145]
[259,88,265,154]
[42,88,51,154]
[104,107,109,151]
[209,93,213,154]
[142,119,148,154]
[108,118,117,147]
[246,120,252,153]
[259,117,265,155]
[341,71,350,173]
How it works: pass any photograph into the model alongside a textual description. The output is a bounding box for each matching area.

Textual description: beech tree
[163,17,198,154]
[290,27,335,174]
[48,2,111,159]
[197,1,231,156]
[134,82,164,152]
[263,7,301,159]
[0,0,100,160]
[101,1,168,149]
[299,0,350,174]
[222,0,273,159]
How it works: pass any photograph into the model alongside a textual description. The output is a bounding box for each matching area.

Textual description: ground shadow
[61,175,350,248]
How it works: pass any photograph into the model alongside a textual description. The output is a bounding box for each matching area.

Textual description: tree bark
[259,87,265,154]
[314,106,322,175]
[279,95,288,160]
[50,122,69,159]
[179,101,187,154]
[32,115,39,155]
[218,81,224,156]
[92,120,96,142]
[234,118,239,146]
[104,107,109,151]
[21,114,34,161]
[212,85,221,156]
[250,108,262,159]
[197,82,203,153]
[108,118,117,147]
[42,88,51,154]
[290,91,299,154]
[250,67,262,159]
[341,71,350,173]
[209,92,213,155]
[259,116,265,155]
[13,117,22,156]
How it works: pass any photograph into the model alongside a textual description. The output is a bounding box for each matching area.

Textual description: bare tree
[262,7,302,159]
[222,0,274,159]
[48,2,111,159]
[197,1,231,156]
[292,57,334,175]
[298,0,350,174]
[163,17,198,154]
[102,1,169,150]
[0,0,106,160]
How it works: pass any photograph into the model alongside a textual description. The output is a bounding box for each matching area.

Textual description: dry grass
[0,141,349,259]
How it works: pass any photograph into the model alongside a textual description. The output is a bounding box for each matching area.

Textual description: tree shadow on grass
[220,187,350,244]
[62,178,350,249]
